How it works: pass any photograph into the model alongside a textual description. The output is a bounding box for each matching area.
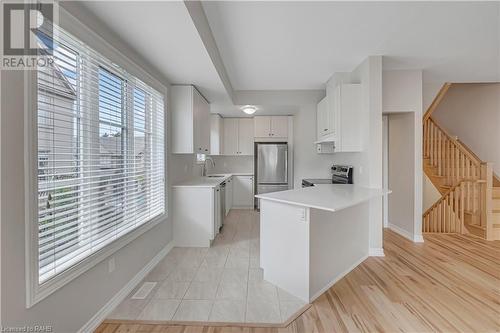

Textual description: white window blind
[36,26,165,284]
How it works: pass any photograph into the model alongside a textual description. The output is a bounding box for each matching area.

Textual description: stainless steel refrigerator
[255,143,289,208]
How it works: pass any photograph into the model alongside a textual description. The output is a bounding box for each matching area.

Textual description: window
[33,25,165,288]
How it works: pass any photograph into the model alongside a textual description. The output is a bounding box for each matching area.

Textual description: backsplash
[210,155,254,174]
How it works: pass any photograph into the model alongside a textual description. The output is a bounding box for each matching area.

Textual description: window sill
[27,213,167,308]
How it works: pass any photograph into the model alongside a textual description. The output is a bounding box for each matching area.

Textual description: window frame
[24,16,168,308]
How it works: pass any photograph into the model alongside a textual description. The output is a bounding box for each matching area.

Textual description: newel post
[481,163,493,240]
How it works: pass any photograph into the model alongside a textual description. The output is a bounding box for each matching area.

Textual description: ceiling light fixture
[241,105,257,115]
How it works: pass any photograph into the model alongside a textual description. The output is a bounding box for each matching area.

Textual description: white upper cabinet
[238,118,255,155]
[222,118,239,155]
[254,116,288,138]
[254,116,271,137]
[316,83,362,152]
[222,118,254,155]
[210,114,223,155]
[270,116,288,138]
[171,85,210,154]
[336,84,363,152]
[316,97,328,140]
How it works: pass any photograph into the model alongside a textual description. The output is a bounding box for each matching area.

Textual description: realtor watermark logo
[1,1,57,69]
[0,326,53,332]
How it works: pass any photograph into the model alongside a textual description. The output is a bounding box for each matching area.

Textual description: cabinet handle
[205,149,208,152]
[323,129,328,131]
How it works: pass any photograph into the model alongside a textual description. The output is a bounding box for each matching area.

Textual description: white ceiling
[76,1,231,104]
[70,1,499,116]
[203,1,500,90]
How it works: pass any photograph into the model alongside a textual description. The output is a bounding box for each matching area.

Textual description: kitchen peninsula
[256,184,388,303]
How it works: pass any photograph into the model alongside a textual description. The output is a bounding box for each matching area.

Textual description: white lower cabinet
[225,177,233,215]
[214,186,221,237]
[233,175,254,208]
[173,186,221,247]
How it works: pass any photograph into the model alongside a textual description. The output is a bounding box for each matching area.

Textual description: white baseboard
[310,254,369,302]
[369,247,385,257]
[231,206,254,210]
[78,241,174,333]
[413,234,425,243]
[387,223,417,243]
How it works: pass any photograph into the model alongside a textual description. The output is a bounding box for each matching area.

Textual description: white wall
[0,7,185,332]
[432,83,500,176]
[423,173,441,211]
[387,113,415,239]
[382,69,423,242]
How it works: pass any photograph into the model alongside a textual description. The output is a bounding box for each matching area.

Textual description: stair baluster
[423,117,495,239]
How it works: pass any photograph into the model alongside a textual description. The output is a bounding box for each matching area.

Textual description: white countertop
[172,173,253,188]
[255,184,389,212]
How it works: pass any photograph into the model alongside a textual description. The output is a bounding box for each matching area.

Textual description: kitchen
[4,1,495,331]
[161,56,387,321]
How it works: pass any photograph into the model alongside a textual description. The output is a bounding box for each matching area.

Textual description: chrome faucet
[202,156,215,177]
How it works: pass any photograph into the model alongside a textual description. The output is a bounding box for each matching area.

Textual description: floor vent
[131,282,157,299]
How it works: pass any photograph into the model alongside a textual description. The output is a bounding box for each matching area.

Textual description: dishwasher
[219,181,226,230]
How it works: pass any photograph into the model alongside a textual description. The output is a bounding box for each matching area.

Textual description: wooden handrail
[423,117,484,190]
[423,83,452,121]
[428,118,483,166]
[428,117,484,165]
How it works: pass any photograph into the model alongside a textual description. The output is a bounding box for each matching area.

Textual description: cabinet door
[171,86,194,153]
[254,116,271,137]
[339,84,363,152]
[270,116,288,138]
[317,97,328,139]
[238,118,254,155]
[193,89,210,154]
[210,114,223,155]
[223,118,239,155]
[233,176,253,207]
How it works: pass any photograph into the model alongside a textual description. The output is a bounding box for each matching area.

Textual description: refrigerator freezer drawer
[257,184,290,194]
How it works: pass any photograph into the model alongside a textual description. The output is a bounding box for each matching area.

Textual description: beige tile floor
[108,209,306,324]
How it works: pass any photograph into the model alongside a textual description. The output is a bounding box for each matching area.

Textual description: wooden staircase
[422,84,500,240]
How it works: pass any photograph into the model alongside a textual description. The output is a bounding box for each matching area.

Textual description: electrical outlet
[108,257,116,273]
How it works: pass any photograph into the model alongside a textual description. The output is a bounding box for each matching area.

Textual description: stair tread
[465,223,486,230]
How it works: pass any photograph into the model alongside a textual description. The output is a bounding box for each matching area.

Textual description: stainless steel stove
[302,164,353,187]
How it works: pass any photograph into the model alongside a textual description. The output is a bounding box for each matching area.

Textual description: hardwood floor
[96,230,500,333]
